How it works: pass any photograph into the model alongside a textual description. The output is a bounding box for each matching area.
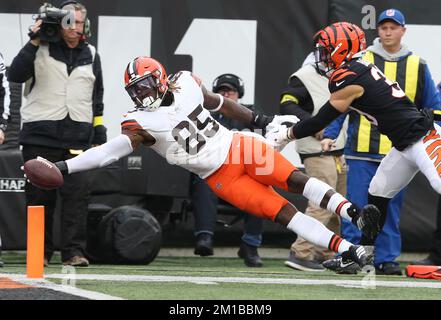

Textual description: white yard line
[36,274,441,289]
[1,274,124,300]
[4,273,441,294]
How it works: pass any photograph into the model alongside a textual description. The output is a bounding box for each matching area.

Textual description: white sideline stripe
[2,274,124,300]
[36,274,441,289]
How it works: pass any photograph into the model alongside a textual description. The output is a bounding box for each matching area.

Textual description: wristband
[251,111,274,129]
[210,94,224,112]
[28,29,39,40]
[54,161,68,175]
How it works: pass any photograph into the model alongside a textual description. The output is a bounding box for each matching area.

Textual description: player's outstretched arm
[23,129,153,189]
[23,135,134,189]
[57,134,134,175]
[61,129,153,174]
[288,85,363,140]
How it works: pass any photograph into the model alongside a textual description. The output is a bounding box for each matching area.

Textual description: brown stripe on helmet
[125,63,131,80]
[131,58,138,78]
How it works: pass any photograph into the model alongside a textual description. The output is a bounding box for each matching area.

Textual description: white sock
[286,212,352,253]
[326,194,354,222]
[302,178,329,206]
[303,178,354,223]
[334,237,352,253]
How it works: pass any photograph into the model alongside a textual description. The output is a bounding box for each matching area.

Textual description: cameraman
[9,1,106,267]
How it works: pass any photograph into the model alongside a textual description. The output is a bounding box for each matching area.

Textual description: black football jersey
[329,58,434,150]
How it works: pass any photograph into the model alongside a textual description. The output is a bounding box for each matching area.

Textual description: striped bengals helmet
[351,23,367,52]
[124,56,169,111]
[313,22,365,77]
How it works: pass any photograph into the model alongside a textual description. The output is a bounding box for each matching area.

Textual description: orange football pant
[205,134,298,221]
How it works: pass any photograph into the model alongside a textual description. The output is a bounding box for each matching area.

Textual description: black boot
[194,233,214,256]
[376,262,403,275]
[238,241,263,267]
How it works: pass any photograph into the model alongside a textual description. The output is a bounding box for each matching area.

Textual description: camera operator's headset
[60,0,91,39]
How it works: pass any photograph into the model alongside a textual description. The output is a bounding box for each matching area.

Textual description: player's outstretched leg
[286,171,382,241]
[274,203,374,271]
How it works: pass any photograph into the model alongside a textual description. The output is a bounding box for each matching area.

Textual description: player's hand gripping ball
[22,156,64,190]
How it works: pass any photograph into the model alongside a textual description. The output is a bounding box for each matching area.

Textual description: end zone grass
[1,251,440,300]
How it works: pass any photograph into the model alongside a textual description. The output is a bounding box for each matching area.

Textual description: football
[23,157,64,190]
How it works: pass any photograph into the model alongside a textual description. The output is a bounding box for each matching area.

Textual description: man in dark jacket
[8,1,106,267]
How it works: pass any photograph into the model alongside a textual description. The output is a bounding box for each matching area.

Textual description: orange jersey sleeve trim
[330,68,356,83]
[121,119,143,132]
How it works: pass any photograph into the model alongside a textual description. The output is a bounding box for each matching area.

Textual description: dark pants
[22,145,90,262]
[429,195,441,264]
[190,174,263,247]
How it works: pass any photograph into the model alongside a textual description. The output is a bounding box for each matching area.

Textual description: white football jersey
[122,71,234,178]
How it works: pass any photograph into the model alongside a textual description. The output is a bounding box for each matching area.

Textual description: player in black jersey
[266,21,441,270]
[326,57,432,152]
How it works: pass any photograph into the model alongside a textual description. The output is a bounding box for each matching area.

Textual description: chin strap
[144,86,169,111]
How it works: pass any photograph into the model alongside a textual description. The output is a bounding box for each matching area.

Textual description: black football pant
[22,144,90,262]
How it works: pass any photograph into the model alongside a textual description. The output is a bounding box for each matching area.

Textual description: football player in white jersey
[27,56,381,271]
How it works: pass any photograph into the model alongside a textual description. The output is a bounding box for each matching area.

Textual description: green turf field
[1,251,441,300]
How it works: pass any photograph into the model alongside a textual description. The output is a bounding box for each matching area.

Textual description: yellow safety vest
[351,51,424,155]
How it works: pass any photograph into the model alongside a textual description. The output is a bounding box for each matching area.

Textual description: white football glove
[266,115,300,133]
[265,124,292,151]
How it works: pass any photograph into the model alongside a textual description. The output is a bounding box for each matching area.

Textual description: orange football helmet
[351,23,367,52]
[124,56,169,111]
[313,22,365,77]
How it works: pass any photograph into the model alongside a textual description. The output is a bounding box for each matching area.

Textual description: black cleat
[355,204,382,241]
[323,245,374,274]
[322,255,360,274]
[345,245,374,268]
